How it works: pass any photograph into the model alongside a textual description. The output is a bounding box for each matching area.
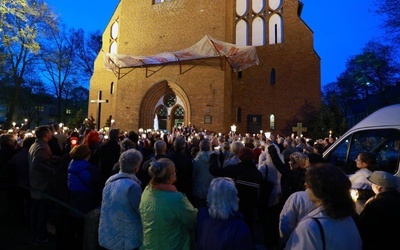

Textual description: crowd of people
[0,123,400,250]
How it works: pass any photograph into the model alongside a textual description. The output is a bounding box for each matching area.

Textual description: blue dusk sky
[45,0,386,87]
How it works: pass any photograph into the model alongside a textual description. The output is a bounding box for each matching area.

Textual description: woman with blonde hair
[140,158,197,250]
[279,152,309,201]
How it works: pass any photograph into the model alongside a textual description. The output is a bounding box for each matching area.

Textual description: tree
[14,72,48,128]
[68,86,89,109]
[337,41,399,106]
[321,41,400,134]
[74,29,102,81]
[376,0,400,50]
[40,27,100,123]
[0,0,57,129]
[40,25,79,123]
[63,85,89,125]
[67,109,86,131]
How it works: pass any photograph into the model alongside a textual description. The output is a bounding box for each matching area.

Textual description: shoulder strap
[312,217,325,250]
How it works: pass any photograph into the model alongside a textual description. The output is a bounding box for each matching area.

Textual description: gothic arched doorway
[139,80,191,132]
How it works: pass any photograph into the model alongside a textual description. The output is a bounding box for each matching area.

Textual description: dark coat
[48,136,63,156]
[196,208,253,250]
[209,153,262,234]
[209,155,263,214]
[94,140,121,183]
[137,154,166,190]
[166,150,193,201]
[358,190,400,250]
[0,143,18,185]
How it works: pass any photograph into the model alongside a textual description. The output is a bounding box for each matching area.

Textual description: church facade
[89,0,321,136]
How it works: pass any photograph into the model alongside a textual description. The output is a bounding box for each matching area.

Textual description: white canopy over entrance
[103,35,259,74]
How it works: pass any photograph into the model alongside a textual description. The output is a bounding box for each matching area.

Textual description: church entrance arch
[139,80,191,132]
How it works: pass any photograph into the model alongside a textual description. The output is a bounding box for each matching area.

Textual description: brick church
[88,0,321,136]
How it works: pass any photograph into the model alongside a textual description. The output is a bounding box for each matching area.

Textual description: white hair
[119,149,143,173]
[207,177,239,220]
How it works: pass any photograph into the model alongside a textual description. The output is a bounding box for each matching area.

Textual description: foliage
[88,115,96,130]
[319,41,399,136]
[0,0,58,129]
[74,29,102,81]
[40,25,80,123]
[0,1,101,129]
[67,109,86,130]
[376,0,400,51]
[323,41,400,119]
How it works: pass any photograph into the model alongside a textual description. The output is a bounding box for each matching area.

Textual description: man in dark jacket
[29,125,59,244]
[93,129,121,184]
[209,146,262,235]
[138,140,167,190]
[166,136,193,203]
[357,171,400,250]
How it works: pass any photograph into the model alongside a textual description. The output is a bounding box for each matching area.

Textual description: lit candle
[351,189,359,202]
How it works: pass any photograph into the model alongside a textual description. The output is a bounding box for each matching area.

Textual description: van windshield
[325,129,400,175]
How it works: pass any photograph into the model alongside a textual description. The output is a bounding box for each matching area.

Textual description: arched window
[157,106,168,130]
[252,17,265,46]
[270,114,275,130]
[269,0,282,10]
[252,0,264,13]
[111,22,119,39]
[110,41,117,54]
[174,105,185,117]
[235,0,283,46]
[269,14,283,44]
[236,20,248,46]
[109,20,119,54]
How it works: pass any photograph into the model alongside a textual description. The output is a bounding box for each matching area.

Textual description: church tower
[89,0,320,136]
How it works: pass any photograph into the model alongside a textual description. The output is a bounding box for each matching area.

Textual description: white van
[323,103,400,178]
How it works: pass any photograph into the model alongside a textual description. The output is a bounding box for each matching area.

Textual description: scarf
[151,183,178,192]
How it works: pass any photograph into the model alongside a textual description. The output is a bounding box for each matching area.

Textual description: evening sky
[45,0,386,87]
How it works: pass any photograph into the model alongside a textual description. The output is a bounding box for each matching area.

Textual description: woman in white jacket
[286,163,361,250]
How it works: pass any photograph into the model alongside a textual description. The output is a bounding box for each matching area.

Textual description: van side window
[326,129,400,175]
[328,137,349,172]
